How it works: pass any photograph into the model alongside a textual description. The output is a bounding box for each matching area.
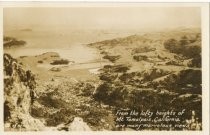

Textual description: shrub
[132,47,156,54]
[133,55,148,61]
[103,55,121,62]
[46,108,76,126]
[183,45,201,58]
[164,38,181,53]
[80,83,95,97]
[37,60,43,63]
[50,59,69,65]
[157,69,201,94]
[187,55,201,68]
[93,82,111,103]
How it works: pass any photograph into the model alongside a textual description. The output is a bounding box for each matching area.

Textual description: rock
[19,114,45,131]
[101,119,105,123]
[68,117,91,131]
[4,53,45,131]
[57,123,68,131]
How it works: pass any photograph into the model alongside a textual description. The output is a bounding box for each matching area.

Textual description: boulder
[68,117,91,131]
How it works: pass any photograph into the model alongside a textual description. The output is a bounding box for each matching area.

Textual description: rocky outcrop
[55,117,92,131]
[68,117,91,131]
[4,53,45,131]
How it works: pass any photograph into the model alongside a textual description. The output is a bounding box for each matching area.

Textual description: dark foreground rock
[4,53,45,131]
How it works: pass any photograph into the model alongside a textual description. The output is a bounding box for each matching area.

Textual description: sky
[4,7,201,31]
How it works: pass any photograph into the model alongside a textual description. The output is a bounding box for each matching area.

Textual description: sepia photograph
[2,3,208,133]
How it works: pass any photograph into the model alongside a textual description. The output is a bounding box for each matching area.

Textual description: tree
[93,82,111,103]
[163,39,179,53]
[179,36,189,46]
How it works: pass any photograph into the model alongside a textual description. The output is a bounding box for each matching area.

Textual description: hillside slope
[89,28,202,130]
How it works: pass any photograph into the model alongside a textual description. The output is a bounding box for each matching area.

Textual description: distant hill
[88,27,201,68]
[88,28,201,48]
